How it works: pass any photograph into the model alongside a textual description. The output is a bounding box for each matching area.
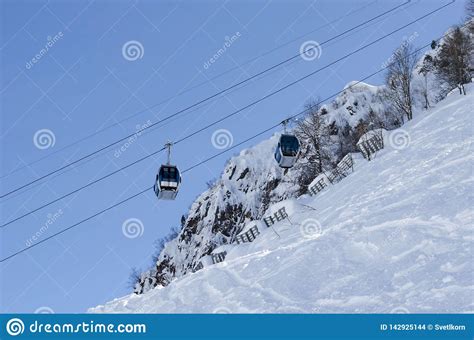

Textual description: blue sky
[0,0,466,313]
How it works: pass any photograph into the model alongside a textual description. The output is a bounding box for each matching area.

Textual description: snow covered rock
[133,135,306,293]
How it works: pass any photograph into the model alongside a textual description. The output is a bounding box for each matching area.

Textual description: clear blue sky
[0,0,466,313]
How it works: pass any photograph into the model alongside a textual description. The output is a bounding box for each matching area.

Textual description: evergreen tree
[435,26,472,95]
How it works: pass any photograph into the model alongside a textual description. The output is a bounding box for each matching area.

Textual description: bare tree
[294,98,330,186]
[418,55,435,109]
[128,267,141,290]
[384,43,418,121]
[435,26,472,95]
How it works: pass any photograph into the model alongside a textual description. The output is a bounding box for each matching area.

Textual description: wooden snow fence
[192,262,204,272]
[211,251,227,264]
[235,225,260,244]
[308,153,354,196]
[263,207,288,227]
[308,176,328,196]
[327,153,354,184]
[357,133,384,160]
[193,250,227,272]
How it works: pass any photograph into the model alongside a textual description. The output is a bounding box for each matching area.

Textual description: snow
[264,199,301,217]
[343,80,379,92]
[91,85,473,313]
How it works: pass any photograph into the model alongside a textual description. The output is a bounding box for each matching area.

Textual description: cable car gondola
[274,120,300,169]
[154,142,181,200]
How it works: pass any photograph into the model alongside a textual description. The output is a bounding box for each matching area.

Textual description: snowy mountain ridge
[91,84,473,313]
[121,23,472,298]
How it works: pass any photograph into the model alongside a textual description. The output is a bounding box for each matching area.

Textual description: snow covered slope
[91,86,473,313]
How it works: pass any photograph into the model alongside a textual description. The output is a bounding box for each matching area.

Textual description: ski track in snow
[91,86,474,314]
